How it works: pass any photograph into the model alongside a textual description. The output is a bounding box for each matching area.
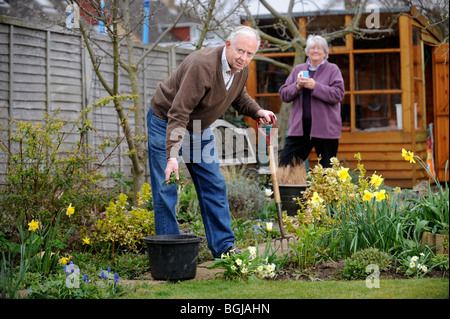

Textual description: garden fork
[257,115,294,253]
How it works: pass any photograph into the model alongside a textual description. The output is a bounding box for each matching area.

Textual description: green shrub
[0,108,118,233]
[94,183,155,253]
[431,254,449,273]
[342,247,391,280]
[226,176,266,219]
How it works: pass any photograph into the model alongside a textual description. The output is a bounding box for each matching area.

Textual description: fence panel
[0,18,191,186]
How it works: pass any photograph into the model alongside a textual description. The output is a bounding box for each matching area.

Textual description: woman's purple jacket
[278,60,345,139]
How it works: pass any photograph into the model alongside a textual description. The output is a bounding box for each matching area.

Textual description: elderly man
[147,26,274,258]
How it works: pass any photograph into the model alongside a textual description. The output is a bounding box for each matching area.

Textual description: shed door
[432,44,449,181]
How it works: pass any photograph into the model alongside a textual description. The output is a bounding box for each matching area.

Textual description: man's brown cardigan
[150,45,261,159]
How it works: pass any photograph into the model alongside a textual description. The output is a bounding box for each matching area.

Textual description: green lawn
[125,277,449,299]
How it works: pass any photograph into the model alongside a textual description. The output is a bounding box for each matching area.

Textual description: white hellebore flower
[265,189,273,197]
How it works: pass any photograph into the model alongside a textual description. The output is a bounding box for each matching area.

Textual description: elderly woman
[278,35,345,168]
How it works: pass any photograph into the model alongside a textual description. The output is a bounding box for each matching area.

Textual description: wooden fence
[0,16,191,187]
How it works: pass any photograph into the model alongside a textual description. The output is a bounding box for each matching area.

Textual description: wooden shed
[243,6,449,188]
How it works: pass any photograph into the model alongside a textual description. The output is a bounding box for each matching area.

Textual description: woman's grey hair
[227,26,261,50]
[305,35,329,59]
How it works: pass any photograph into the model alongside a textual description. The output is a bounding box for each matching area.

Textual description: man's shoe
[225,245,241,255]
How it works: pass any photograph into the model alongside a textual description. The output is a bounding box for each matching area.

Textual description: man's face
[225,35,258,73]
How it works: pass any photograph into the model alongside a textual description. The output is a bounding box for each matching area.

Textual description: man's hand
[165,157,179,182]
[256,109,276,126]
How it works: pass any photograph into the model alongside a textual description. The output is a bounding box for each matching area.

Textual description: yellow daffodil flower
[59,257,70,265]
[66,203,75,217]
[338,167,351,181]
[401,148,416,163]
[374,189,386,202]
[82,236,90,245]
[394,187,402,193]
[28,219,39,232]
[311,192,324,204]
[363,190,373,201]
[370,173,384,189]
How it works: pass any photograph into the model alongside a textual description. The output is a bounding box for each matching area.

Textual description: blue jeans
[147,108,235,258]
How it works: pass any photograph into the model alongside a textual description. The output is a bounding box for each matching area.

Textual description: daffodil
[369,173,383,189]
[66,203,75,217]
[401,148,416,163]
[374,189,386,202]
[59,257,70,265]
[311,192,324,204]
[338,167,351,181]
[363,190,373,201]
[28,219,39,232]
[82,236,90,245]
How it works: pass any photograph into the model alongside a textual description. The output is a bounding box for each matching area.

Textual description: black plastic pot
[279,184,310,216]
[143,235,202,281]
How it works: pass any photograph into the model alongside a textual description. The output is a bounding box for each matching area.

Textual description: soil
[275,259,448,281]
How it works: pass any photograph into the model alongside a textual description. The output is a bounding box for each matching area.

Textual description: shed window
[354,94,402,131]
[354,53,401,90]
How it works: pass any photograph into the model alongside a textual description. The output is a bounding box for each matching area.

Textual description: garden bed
[276,259,449,281]
[114,256,448,285]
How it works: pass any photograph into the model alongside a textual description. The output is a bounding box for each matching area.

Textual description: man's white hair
[227,26,261,49]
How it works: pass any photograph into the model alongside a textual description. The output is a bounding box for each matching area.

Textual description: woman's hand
[297,74,316,90]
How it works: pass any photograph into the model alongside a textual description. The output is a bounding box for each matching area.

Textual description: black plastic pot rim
[143,234,202,245]
[278,184,311,187]
[269,183,311,187]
